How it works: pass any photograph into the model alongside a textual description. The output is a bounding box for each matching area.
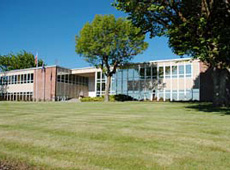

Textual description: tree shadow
[185,102,230,115]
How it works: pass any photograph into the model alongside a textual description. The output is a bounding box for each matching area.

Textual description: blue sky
[0,0,179,68]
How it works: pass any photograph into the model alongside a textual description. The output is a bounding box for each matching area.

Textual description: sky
[0,0,179,69]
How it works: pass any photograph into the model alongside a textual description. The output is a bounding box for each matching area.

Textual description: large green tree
[75,14,148,102]
[0,51,44,72]
[114,0,230,106]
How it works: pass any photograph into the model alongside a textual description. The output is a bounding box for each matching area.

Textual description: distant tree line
[0,51,45,72]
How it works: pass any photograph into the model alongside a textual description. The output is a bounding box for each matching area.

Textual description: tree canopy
[114,0,230,68]
[114,0,230,106]
[75,14,148,101]
[0,51,44,72]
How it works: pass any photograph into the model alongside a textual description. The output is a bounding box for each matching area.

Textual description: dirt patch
[0,160,31,170]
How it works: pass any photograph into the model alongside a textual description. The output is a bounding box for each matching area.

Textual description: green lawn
[0,102,230,170]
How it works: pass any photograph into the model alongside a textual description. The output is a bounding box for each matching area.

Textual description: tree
[75,14,148,102]
[114,0,230,106]
[0,51,44,72]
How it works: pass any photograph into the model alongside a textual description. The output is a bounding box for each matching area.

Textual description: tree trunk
[212,66,230,107]
[104,75,112,102]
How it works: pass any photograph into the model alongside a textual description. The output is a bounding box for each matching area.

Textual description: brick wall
[33,67,57,101]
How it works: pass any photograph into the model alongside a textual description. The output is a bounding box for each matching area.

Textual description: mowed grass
[0,102,230,170]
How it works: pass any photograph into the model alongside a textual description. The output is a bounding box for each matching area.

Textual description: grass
[0,102,230,170]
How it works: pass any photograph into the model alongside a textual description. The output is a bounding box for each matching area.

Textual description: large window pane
[172,66,177,78]
[159,67,164,78]
[186,64,192,77]
[140,68,145,79]
[128,69,134,79]
[165,66,170,78]
[146,67,151,79]
[97,72,101,79]
[179,65,184,78]
[152,67,157,78]
[28,74,30,83]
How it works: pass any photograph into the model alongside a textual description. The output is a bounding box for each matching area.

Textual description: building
[0,58,212,102]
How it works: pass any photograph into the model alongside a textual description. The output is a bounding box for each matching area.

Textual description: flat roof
[0,57,197,75]
[0,65,71,74]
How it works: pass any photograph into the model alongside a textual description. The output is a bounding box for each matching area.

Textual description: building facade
[0,58,212,102]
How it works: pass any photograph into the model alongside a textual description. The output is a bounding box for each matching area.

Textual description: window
[15,75,17,84]
[152,67,157,79]
[133,68,139,79]
[76,76,79,84]
[140,68,145,79]
[5,76,8,85]
[102,83,105,91]
[186,64,192,77]
[179,65,184,78]
[128,69,134,79]
[172,66,177,78]
[102,73,105,79]
[9,76,11,84]
[27,74,30,83]
[123,69,128,80]
[117,70,122,79]
[18,75,20,84]
[146,67,151,79]
[0,76,2,85]
[159,67,164,78]
[31,73,34,83]
[24,74,27,83]
[20,75,24,84]
[165,66,170,78]
[97,72,101,79]
[97,83,100,91]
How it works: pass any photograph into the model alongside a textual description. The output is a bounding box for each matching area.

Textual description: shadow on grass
[183,102,230,115]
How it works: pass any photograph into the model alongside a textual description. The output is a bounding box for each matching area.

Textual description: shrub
[80,97,104,102]
[80,94,135,102]
[113,94,135,101]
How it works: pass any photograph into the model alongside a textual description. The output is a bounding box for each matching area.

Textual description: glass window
[123,69,128,80]
[146,67,151,78]
[10,76,13,84]
[186,64,192,77]
[165,66,170,78]
[12,76,14,84]
[117,70,122,79]
[152,67,157,78]
[179,65,184,78]
[172,66,177,78]
[20,75,23,84]
[128,69,133,79]
[31,73,34,83]
[97,83,100,91]
[159,67,164,78]
[97,72,101,79]
[8,76,11,85]
[102,83,105,91]
[24,74,27,83]
[102,73,105,79]
[60,75,63,82]
[27,74,30,83]
[15,75,17,84]
[140,68,145,79]
[5,76,8,85]
[133,68,139,79]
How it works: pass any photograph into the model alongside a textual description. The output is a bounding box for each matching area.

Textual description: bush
[80,94,135,102]
[113,94,136,101]
[80,97,104,102]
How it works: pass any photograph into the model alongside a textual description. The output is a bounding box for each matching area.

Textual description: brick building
[0,58,214,102]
